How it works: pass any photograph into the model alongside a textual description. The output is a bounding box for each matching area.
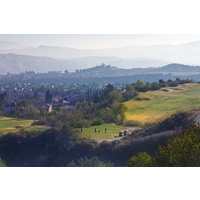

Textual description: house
[32,101,53,112]
[3,99,17,112]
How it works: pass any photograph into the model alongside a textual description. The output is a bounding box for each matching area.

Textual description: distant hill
[0,54,71,74]
[67,56,169,69]
[1,53,200,76]
[74,63,200,77]
[154,63,200,73]
[0,41,24,50]
[0,53,169,74]
[1,41,200,65]
[1,63,200,84]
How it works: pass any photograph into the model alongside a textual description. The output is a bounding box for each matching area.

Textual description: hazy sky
[1,34,200,49]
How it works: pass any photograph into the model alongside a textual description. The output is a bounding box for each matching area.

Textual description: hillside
[0,54,71,74]
[1,62,200,83]
[124,83,200,125]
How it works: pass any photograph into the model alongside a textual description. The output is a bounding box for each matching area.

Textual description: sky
[1,34,200,49]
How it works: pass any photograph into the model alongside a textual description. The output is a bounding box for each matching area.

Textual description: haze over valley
[1,36,200,74]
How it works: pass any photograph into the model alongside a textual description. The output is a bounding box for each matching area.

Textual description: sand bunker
[6,128,17,130]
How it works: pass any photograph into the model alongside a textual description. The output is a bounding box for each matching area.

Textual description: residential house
[3,99,17,112]
[32,101,53,112]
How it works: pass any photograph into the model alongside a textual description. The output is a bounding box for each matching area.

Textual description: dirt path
[95,136,124,144]
[95,126,142,144]
[41,125,52,128]
[195,114,200,125]
[122,127,142,132]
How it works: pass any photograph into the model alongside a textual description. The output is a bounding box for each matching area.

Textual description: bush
[154,125,200,167]
[134,97,150,101]
[75,119,91,128]
[144,122,156,128]
[168,81,178,87]
[91,118,104,126]
[0,158,6,167]
[67,156,114,167]
[126,152,153,167]
[125,120,142,127]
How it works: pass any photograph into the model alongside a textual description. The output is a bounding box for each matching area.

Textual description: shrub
[0,158,6,167]
[134,97,150,101]
[91,118,104,126]
[75,119,91,128]
[126,152,153,167]
[125,120,142,127]
[67,156,114,167]
[154,125,200,167]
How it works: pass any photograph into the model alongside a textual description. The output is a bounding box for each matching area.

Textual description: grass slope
[78,124,122,140]
[125,83,200,125]
[0,116,48,134]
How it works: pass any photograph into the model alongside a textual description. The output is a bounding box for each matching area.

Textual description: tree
[108,90,123,104]
[93,91,100,103]
[105,84,114,93]
[123,84,138,101]
[64,70,69,74]
[18,100,29,107]
[46,90,53,102]
[155,125,200,167]
[126,152,153,167]
[159,79,164,84]
[150,82,161,91]
[91,118,104,126]
[100,107,114,123]
[40,109,48,117]
[0,92,7,106]
[135,79,146,92]
[112,103,127,124]
[34,91,40,100]
[23,105,40,118]
[135,79,145,88]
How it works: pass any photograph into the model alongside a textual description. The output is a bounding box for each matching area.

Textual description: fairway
[0,116,49,134]
[125,83,200,125]
[79,124,122,139]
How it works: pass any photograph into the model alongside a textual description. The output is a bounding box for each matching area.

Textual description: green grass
[0,116,49,134]
[78,124,122,140]
[125,83,200,125]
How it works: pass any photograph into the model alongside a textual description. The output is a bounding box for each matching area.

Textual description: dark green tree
[123,84,138,101]
[0,92,7,104]
[34,91,40,100]
[46,90,53,102]
[108,90,123,104]
[105,84,114,93]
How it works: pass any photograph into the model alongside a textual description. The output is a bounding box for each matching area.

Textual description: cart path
[195,114,200,125]
[95,126,142,144]
[95,136,123,144]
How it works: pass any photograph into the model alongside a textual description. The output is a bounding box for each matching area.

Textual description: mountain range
[1,40,200,74]
[0,54,169,74]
